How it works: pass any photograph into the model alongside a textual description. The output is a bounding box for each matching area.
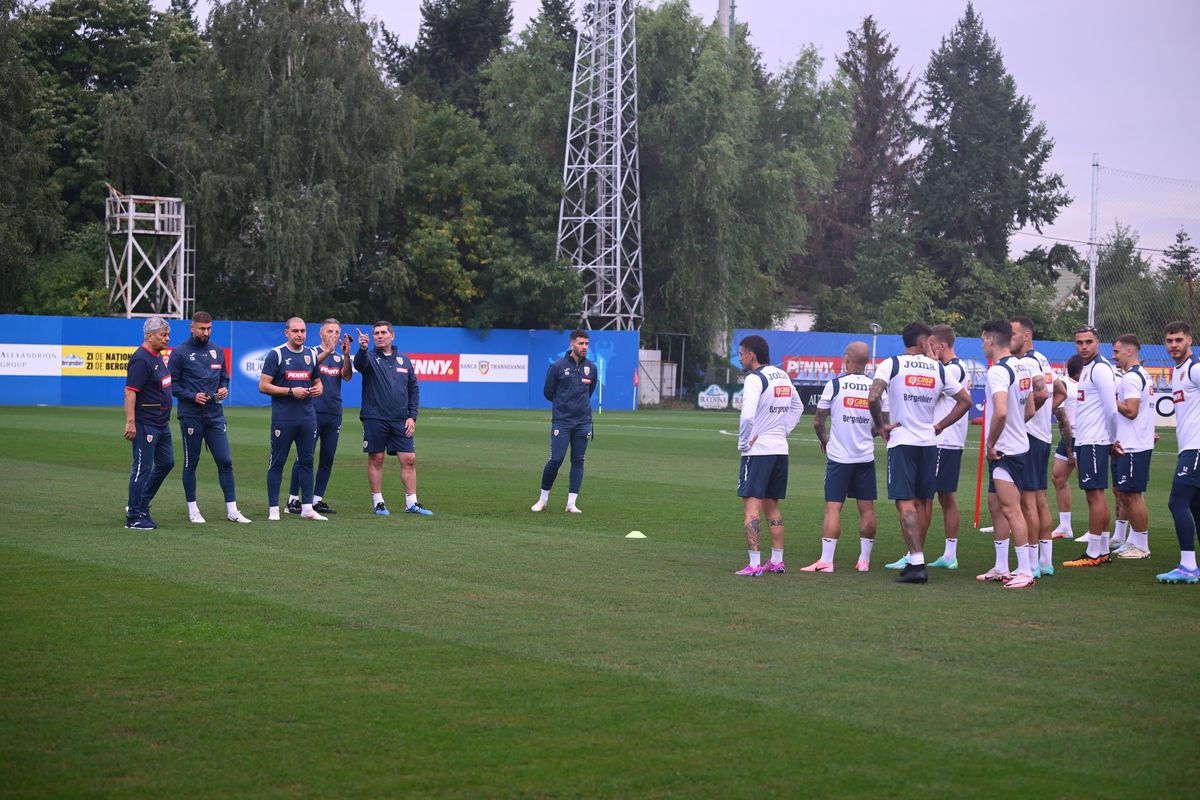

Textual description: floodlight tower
[557,0,644,330]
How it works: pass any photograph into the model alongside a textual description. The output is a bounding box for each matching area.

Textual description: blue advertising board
[0,315,638,412]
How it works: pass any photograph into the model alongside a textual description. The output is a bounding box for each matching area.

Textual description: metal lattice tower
[104,185,194,319]
[557,0,644,331]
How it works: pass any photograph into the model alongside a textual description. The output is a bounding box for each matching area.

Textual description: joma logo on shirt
[843,396,869,409]
[284,370,310,380]
[904,375,935,388]
[773,385,792,397]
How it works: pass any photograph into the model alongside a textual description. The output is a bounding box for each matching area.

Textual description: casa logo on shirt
[773,385,792,397]
[904,375,936,389]
[843,396,869,409]
[285,370,310,380]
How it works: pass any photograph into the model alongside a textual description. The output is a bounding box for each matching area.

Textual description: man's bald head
[844,341,870,371]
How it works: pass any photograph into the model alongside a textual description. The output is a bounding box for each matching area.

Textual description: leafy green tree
[387,102,578,328]
[1090,223,1181,342]
[381,0,512,115]
[104,0,409,320]
[913,3,1069,290]
[19,0,202,227]
[0,0,63,311]
[636,1,845,364]
[13,223,108,315]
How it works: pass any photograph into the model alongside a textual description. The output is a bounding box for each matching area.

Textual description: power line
[1012,229,1170,254]
[1098,165,1200,189]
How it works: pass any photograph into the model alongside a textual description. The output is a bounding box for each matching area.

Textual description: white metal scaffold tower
[104,185,194,319]
[556,0,644,331]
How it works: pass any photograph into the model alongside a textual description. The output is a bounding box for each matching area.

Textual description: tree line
[3,0,1194,370]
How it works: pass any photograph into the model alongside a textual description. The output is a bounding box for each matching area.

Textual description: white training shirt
[1172,353,1200,452]
[874,352,964,449]
[818,373,885,464]
[1075,356,1118,446]
[1058,376,1077,428]
[1116,365,1156,453]
[738,364,804,455]
[986,356,1033,456]
[1021,349,1054,443]
[935,357,970,450]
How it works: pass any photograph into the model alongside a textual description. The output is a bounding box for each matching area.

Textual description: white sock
[1181,551,1198,570]
[820,538,837,563]
[313,495,322,504]
[1059,511,1071,529]
[771,547,784,564]
[405,493,418,508]
[539,489,550,503]
[1132,530,1148,550]
[995,539,1010,572]
[302,503,313,513]
[1016,545,1029,575]
[943,538,958,561]
[226,501,238,515]
[1028,544,1040,572]
[1100,531,1111,551]
[859,538,875,562]
[288,494,298,503]
[1086,535,1105,558]
[188,501,200,514]
[372,492,384,505]
[748,550,761,567]
[908,551,925,566]
[269,505,279,515]
[1113,520,1129,543]
[1039,539,1053,567]
[567,492,579,508]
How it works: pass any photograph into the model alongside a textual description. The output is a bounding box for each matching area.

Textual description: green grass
[1,406,1197,798]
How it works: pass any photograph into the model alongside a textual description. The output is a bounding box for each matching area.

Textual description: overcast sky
[177,1,1200,259]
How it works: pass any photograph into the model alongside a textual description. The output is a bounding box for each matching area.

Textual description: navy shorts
[1054,439,1071,461]
[988,451,1028,493]
[1173,450,1200,488]
[1075,444,1110,490]
[887,445,937,501]
[1113,450,1152,493]
[933,447,964,494]
[825,460,877,503]
[362,419,414,455]
[1025,436,1051,491]
[738,454,789,499]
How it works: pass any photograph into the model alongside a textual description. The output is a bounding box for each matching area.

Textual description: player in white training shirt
[1051,356,1082,539]
[733,335,804,576]
[1011,316,1054,575]
[1111,334,1156,559]
[883,324,970,571]
[1063,326,1120,567]
[979,319,1038,588]
[1159,322,1200,583]
[868,322,971,585]
[808,342,883,573]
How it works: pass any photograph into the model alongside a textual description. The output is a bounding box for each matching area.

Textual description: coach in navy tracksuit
[354,321,431,516]
[123,317,175,530]
[169,311,250,524]
[287,319,352,515]
[259,317,324,521]
[531,329,597,514]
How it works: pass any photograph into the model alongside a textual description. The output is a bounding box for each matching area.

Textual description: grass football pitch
[1,406,1197,798]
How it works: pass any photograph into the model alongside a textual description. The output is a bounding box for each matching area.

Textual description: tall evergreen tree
[804,15,915,295]
[380,0,512,115]
[1162,228,1199,329]
[913,3,1069,286]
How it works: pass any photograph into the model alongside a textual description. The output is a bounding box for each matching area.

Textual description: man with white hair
[123,317,175,529]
